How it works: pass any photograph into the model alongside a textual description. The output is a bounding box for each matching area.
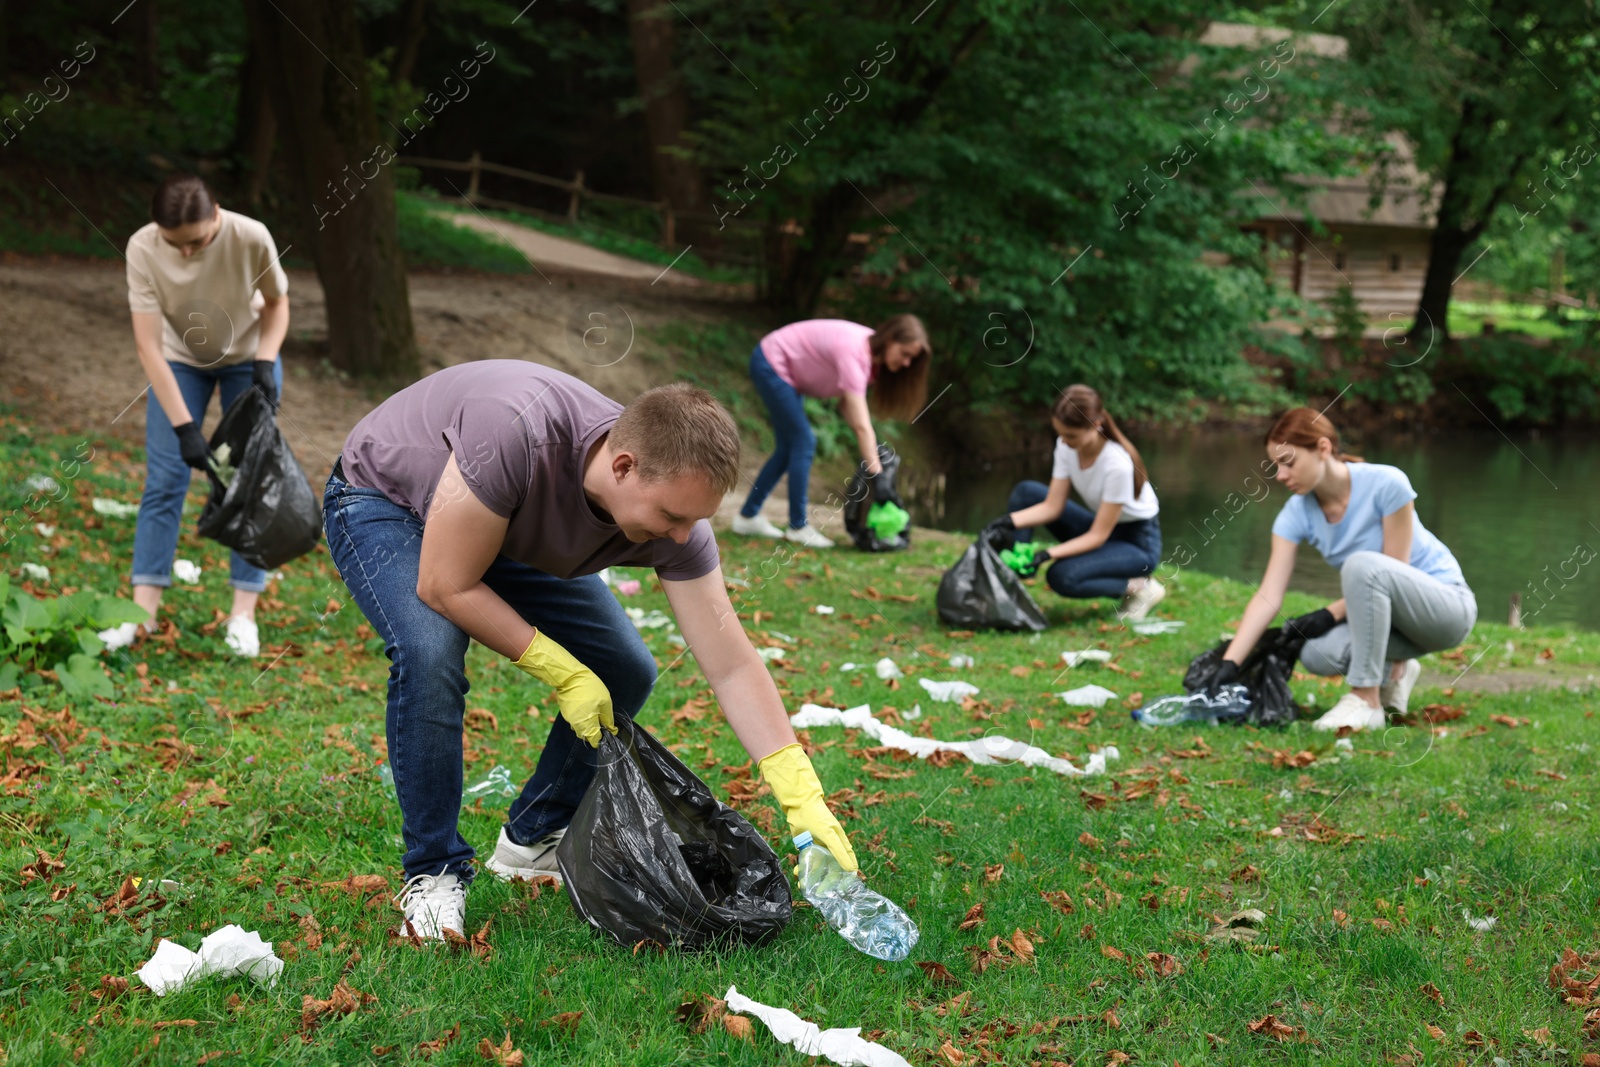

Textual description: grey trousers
[1299,550,1477,688]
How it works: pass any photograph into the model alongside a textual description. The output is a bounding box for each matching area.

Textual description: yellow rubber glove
[513,631,615,747]
[758,743,858,872]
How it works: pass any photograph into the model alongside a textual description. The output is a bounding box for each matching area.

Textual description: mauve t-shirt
[339,361,720,581]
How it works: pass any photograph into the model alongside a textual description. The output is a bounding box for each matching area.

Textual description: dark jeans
[1007,479,1162,600]
[132,359,282,592]
[323,467,658,883]
[740,344,814,530]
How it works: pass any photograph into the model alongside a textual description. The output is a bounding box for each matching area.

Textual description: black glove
[867,467,894,505]
[982,515,1018,551]
[1204,658,1242,697]
[1016,549,1052,578]
[252,359,279,410]
[1284,607,1337,641]
[175,422,211,471]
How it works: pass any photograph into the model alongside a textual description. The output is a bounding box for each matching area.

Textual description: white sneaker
[784,524,834,549]
[483,827,565,883]
[1380,658,1421,715]
[731,513,787,538]
[1312,692,1387,732]
[1117,577,1167,621]
[224,616,260,658]
[393,869,467,941]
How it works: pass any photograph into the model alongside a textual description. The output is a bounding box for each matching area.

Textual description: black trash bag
[935,527,1049,632]
[556,718,792,951]
[843,444,911,553]
[197,388,322,569]
[1181,625,1306,727]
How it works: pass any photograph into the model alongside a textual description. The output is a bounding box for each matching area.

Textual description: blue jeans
[1008,480,1163,600]
[740,345,814,530]
[133,359,282,592]
[323,468,659,883]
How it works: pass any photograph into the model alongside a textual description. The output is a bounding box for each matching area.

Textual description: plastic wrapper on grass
[936,529,1048,632]
[197,389,322,569]
[1181,624,1305,728]
[556,719,791,951]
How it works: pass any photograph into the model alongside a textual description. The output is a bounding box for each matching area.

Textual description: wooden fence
[396,152,768,272]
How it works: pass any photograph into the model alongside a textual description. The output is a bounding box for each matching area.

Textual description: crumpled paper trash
[25,474,61,493]
[92,498,140,518]
[34,523,57,537]
[918,678,979,703]
[874,658,902,680]
[172,559,202,584]
[757,647,785,662]
[724,985,911,1067]
[792,703,1117,778]
[1060,649,1112,667]
[814,604,835,615]
[20,562,50,582]
[136,924,283,996]
[1058,684,1118,707]
[1130,619,1185,635]
[625,607,673,629]
[948,654,974,669]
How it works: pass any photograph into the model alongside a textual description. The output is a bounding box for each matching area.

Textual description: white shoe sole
[484,828,564,883]
[731,518,786,539]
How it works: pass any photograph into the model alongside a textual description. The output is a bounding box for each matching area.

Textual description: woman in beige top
[112,174,290,658]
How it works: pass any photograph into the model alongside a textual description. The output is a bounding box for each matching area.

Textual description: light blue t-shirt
[1270,463,1465,585]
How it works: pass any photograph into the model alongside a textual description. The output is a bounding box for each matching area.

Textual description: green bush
[0,572,147,699]
[1440,335,1600,424]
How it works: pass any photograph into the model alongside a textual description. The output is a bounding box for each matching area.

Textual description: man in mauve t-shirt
[326,361,856,940]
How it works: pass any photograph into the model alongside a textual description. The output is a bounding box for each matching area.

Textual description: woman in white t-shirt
[1196,408,1475,732]
[107,174,290,658]
[985,384,1166,620]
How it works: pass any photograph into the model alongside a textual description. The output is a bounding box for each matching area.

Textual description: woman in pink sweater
[732,316,932,547]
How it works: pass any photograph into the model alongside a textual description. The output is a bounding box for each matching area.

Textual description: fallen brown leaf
[1419,982,1444,1007]
[721,1015,753,1041]
[1101,945,1127,961]
[984,864,1004,884]
[957,902,985,931]
[477,1031,525,1066]
[1009,928,1036,963]
[675,995,726,1034]
[542,1012,583,1037]
[1078,832,1102,850]
[1490,714,1529,728]
[1146,952,1183,977]
[1425,1022,1446,1041]
[19,846,67,885]
[1248,1014,1309,1042]
[916,961,960,987]
[939,1040,967,1064]
[300,979,376,1038]
[416,1023,461,1057]
[1041,890,1074,915]
[1205,908,1266,943]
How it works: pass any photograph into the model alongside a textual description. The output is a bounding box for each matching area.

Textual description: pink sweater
[760,319,873,398]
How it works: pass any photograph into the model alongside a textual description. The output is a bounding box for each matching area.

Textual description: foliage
[0,572,146,700]
[1325,285,1367,365]
[394,191,534,274]
[1438,335,1600,424]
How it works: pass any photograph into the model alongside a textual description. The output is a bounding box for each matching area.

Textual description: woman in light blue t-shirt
[1201,408,1475,732]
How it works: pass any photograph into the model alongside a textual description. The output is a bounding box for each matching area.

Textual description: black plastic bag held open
[936,528,1049,631]
[197,388,322,569]
[1181,625,1306,727]
[843,444,911,553]
[556,719,792,951]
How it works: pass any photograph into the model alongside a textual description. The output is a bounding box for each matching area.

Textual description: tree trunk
[391,0,428,91]
[625,0,710,226]
[246,0,419,379]
[768,183,863,318]
[136,0,161,94]
[233,40,277,208]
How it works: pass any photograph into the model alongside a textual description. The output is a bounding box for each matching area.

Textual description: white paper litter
[918,678,979,703]
[757,647,785,662]
[136,924,283,996]
[98,622,141,651]
[874,658,902,680]
[768,630,796,643]
[1334,737,1354,751]
[840,663,864,672]
[814,605,835,615]
[172,559,202,584]
[792,703,1118,778]
[1463,910,1497,931]
[902,704,922,721]
[92,498,140,518]
[34,523,56,537]
[20,562,49,582]
[1058,684,1118,707]
[25,474,60,493]
[1060,649,1112,667]
[948,654,974,669]
[625,607,673,629]
[1129,619,1186,635]
[724,985,911,1067]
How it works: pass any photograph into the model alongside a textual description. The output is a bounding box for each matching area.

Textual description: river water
[914,430,1600,632]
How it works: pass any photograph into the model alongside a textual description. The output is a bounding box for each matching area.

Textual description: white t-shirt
[126,208,289,368]
[1050,439,1160,522]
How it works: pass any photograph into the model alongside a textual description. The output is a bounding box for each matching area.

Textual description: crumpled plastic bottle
[462,764,519,804]
[794,831,919,962]
[1132,684,1252,727]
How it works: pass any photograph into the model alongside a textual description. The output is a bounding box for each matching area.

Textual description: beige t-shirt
[125,209,289,368]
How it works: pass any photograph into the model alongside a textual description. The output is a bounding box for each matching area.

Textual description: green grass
[1447,299,1600,340]
[3,409,1599,1066]
[395,191,538,276]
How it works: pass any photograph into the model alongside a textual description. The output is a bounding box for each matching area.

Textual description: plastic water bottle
[1132,684,1252,727]
[794,831,919,962]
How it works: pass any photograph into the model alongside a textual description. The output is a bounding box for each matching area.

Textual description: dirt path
[438,211,702,287]
[0,257,840,537]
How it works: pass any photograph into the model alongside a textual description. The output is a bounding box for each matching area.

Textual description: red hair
[1265,407,1364,462]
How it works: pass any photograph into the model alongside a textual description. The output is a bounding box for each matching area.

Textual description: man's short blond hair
[611,383,740,494]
